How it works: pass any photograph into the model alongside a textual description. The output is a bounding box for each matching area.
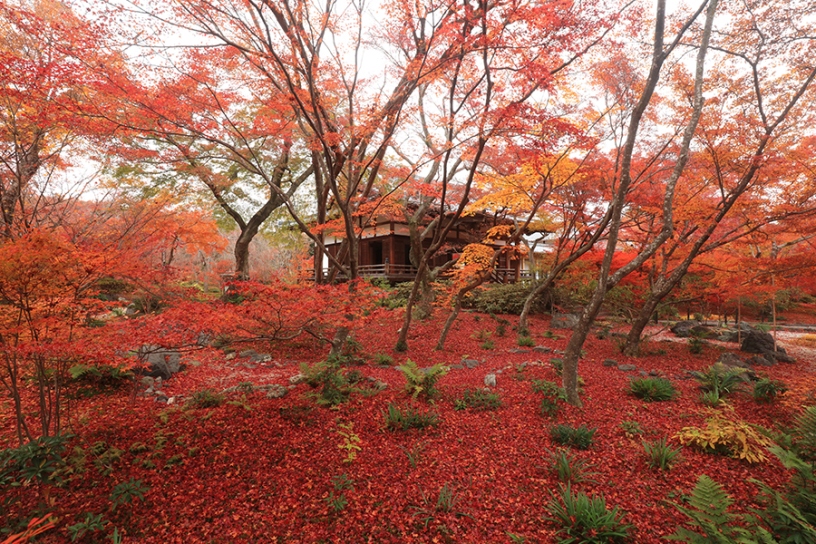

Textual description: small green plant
[753,377,788,403]
[543,330,559,339]
[92,443,123,477]
[643,437,682,470]
[547,448,598,484]
[325,473,354,513]
[481,339,495,350]
[506,532,527,543]
[550,424,597,450]
[383,402,439,431]
[628,377,677,402]
[67,512,106,542]
[164,454,183,468]
[398,360,448,400]
[454,388,502,411]
[688,336,705,354]
[690,364,746,397]
[517,335,535,347]
[374,353,395,366]
[300,358,355,407]
[675,408,773,464]
[793,405,816,461]
[188,389,224,408]
[0,434,69,487]
[110,478,149,511]
[545,485,631,543]
[401,442,424,469]
[620,420,644,438]
[532,379,567,417]
[700,390,722,407]
[550,358,564,375]
[411,482,470,528]
[337,421,361,463]
[666,474,772,543]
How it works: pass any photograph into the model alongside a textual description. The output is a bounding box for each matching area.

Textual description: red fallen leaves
[1,311,808,543]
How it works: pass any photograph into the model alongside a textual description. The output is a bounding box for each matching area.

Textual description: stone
[533,346,552,353]
[551,313,580,329]
[225,353,236,361]
[670,320,701,338]
[141,376,155,388]
[509,348,530,354]
[264,384,288,398]
[463,359,480,369]
[746,355,775,367]
[717,331,740,343]
[139,345,181,380]
[741,330,795,363]
[155,394,168,403]
[167,397,175,405]
[484,373,497,388]
[617,364,637,372]
[717,352,747,368]
[289,373,307,385]
[602,359,617,367]
[648,369,660,377]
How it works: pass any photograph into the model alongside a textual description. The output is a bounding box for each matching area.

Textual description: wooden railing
[299,265,538,283]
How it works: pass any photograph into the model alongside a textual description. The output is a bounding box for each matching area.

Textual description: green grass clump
[628,377,676,402]
[550,424,596,450]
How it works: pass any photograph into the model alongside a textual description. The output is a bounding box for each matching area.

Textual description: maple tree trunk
[622,297,661,356]
[437,299,462,350]
[234,233,252,281]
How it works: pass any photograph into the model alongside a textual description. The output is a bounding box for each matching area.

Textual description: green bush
[545,485,631,543]
[550,424,596,450]
[300,358,356,407]
[517,335,535,347]
[374,353,395,366]
[383,403,439,431]
[643,437,682,470]
[0,434,69,487]
[110,478,149,511]
[690,364,746,397]
[547,448,598,484]
[188,389,224,408]
[398,360,448,400]
[793,405,816,461]
[454,389,502,411]
[753,378,788,403]
[628,377,676,402]
[532,379,567,417]
[463,282,548,315]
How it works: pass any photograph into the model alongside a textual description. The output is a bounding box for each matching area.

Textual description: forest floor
[3,310,816,543]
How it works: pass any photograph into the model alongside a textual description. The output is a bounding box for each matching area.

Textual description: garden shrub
[454,389,502,411]
[550,424,596,450]
[674,409,773,464]
[545,484,631,543]
[383,403,439,431]
[188,389,225,408]
[628,377,677,402]
[547,449,597,484]
[643,437,682,470]
[0,434,69,488]
[793,405,816,461]
[752,378,787,403]
[532,379,567,417]
[300,357,358,407]
[690,363,747,397]
[463,282,548,315]
[397,360,448,400]
[517,335,535,347]
[667,474,774,543]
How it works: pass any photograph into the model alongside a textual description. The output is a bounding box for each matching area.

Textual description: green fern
[667,474,773,543]
[397,360,448,400]
[793,406,816,461]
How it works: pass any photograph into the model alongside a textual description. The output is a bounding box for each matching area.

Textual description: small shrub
[643,437,682,470]
[517,335,535,347]
[753,378,787,403]
[628,377,677,402]
[550,358,564,375]
[793,405,816,461]
[463,282,547,315]
[690,364,746,397]
[188,389,224,408]
[0,434,69,487]
[543,330,559,339]
[700,390,722,407]
[667,474,771,543]
[454,388,502,411]
[620,420,644,438]
[67,513,106,542]
[383,402,439,431]
[325,473,354,513]
[110,478,149,511]
[547,448,598,484]
[374,353,395,366]
[545,485,631,543]
[532,379,567,417]
[300,358,354,407]
[481,339,495,350]
[337,422,361,463]
[688,336,705,354]
[398,360,448,400]
[401,442,424,468]
[674,409,773,463]
[550,424,596,450]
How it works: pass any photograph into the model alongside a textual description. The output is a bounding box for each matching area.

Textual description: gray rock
[671,320,701,338]
[741,330,795,363]
[617,364,637,372]
[747,355,775,367]
[139,345,181,379]
[718,352,747,368]
[265,384,288,398]
[141,376,155,387]
[463,359,480,369]
[289,373,307,384]
[225,353,236,361]
[155,394,168,403]
[533,346,552,353]
[648,369,660,377]
[449,364,464,370]
[484,373,497,388]
[551,313,580,329]
[509,348,530,354]
[602,359,617,367]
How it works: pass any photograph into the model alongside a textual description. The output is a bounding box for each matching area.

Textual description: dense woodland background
[2,0,816,542]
